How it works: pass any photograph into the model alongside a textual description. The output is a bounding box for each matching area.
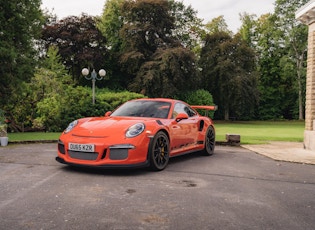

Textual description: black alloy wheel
[203,126,215,156]
[149,131,170,171]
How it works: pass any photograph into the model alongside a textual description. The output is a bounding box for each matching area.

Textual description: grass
[8,132,61,142]
[215,120,304,144]
[7,121,304,145]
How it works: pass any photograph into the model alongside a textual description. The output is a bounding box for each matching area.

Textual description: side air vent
[198,120,205,131]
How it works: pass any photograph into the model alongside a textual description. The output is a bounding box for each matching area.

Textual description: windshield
[111,100,171,119]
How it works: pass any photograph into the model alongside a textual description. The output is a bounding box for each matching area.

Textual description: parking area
[0,143,315,230]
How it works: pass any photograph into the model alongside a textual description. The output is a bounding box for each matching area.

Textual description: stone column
[296,1,315,151]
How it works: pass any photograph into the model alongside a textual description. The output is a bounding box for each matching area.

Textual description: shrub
[179,89,216,118]
[35,87,145,132]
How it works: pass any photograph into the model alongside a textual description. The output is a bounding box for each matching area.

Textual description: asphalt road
[0,143,315,230]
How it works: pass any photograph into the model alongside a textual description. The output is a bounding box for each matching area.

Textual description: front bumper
[57,137,151,168]
[55,156,149,169]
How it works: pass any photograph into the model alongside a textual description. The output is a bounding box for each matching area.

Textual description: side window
[185,106,197,117]
[172,103,196,118]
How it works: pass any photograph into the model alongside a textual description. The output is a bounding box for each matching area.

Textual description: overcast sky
[41,0,275,33]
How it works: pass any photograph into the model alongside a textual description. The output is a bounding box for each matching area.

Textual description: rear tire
[149,131,170,171]
[202,126,215,156]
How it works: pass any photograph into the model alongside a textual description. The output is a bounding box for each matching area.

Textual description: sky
[41,0,275,33]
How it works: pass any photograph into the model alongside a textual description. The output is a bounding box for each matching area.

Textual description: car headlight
[64,120,78,134]
[126,123,145,138]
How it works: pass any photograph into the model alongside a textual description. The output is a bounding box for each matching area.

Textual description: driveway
[0,143,315,230]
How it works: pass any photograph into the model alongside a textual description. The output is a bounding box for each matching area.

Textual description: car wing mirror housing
[105,111,112,117]
[175,113,188,122]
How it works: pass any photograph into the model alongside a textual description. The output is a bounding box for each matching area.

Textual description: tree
[0,0,44,106]
[98,0,203,90]
[239,13,258,47]
[41,14,108,84]
[252,13,287,119]
[273,0,308,120]
[5,46,73,131]
[98,0,124,53]
[205,16,232,36]
[129,47,198,97]
[250,0,308,120]
[200,32,259,120]
[117,0,199,97]
[168,0,203,51]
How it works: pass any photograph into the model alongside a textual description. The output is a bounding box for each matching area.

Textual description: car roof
[133,98,182,104]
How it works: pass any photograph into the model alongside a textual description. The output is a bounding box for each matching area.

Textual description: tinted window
[172,103,196,118]
[111,100,171,118]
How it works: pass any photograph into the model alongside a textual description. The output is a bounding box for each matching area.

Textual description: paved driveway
[0,143,315,230]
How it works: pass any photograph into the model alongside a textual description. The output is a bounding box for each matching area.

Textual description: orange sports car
[56,98,216,171]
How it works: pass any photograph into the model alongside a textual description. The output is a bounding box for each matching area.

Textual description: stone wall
[306,25,315,131]
[296,1,315,150]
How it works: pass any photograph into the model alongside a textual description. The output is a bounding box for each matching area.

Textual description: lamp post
[82,68,106,104]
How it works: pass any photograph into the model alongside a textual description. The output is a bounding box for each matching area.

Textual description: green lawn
[8,132,61,142]
[215,120,304,144]
[7,121,304,145]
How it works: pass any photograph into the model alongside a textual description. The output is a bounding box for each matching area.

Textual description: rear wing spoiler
[191,105,218,111]
[191,105,218,117]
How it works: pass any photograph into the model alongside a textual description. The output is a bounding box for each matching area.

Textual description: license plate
[68,143,95,152]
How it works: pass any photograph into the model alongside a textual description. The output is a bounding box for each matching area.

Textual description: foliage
[205,16,232,36]
[0,0,44,106]
[0,109,5,125]
[97,0,133,89]
[118,0,199,98]
[41,14,108,84]
[35,88,145,132]
[272,0,308,120]
[252,14,284,119]
[1,0,311,130]
[0,109,7,137]
[239,13,257,47]
[96,89,146,109]
[120,0,175,53]
[4,46,73,132]
[179,89,216,118]
[199,32,259,120]
[180,89,214,105]
[244,0,308,120]
[129,47,199,97]
[98,0,124,53]
[168,0,203,51]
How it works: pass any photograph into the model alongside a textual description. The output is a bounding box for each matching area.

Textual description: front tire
[202,126,215,156]
[149,131,170,171]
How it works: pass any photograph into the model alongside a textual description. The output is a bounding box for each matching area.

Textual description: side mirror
[105,111,112,117]
[175,113,188,122]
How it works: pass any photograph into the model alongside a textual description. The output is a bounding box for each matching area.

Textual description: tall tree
[273,0,308,120]
[200,32,259,120]
[98,0,203,89]
[42,14,108,84]
[254,14,287,119]
[118,0,199,97]
[239,13,258,47]
[98,0,124,53]
[129,47,198,97]
[205,16,232,36]
[0,0,44,106]
[5,46,73,132]
[168,0,203,51]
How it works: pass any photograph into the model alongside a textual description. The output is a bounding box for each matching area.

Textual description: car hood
[71,116,149,137]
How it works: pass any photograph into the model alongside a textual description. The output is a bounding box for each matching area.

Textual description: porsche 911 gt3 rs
[56,98,216,171]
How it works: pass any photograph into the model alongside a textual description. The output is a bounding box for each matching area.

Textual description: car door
[170,102,199,154]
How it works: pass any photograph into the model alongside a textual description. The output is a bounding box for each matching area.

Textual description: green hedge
[34,87,145,132]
